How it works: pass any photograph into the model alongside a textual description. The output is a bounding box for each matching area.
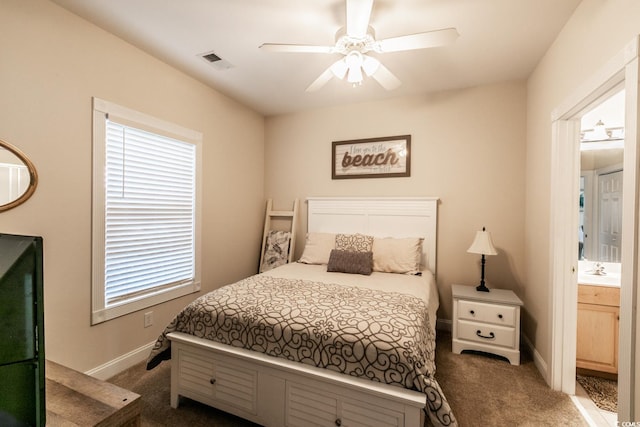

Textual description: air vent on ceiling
[202,52,221,62]
[199,50,234,71]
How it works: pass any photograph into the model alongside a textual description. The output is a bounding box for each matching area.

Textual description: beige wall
[265,82,527,322]
[526,0,640,375]
[0,0,265,372]
[8,0,633,383]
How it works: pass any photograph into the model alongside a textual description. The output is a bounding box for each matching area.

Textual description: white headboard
[306,197,439,276]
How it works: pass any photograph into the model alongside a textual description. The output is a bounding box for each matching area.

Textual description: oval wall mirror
[0,139,38,212]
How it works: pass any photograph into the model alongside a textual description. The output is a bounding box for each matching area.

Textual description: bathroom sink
[578,273,620,287]
[578,261,621,287]
[584,270,607,276]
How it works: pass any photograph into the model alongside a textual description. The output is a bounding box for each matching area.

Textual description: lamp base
[476,283,490,292]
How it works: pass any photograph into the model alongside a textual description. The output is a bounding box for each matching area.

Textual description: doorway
[575,90,624,426]
[550,35,639,424]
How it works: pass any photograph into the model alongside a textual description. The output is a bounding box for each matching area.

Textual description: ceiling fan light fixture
[345,50,363,68]
[347,65,363,84]
[362,55,380,76]
[330,59,349,79]
[344,50,364,84]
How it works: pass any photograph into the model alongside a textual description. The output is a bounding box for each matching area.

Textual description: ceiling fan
[259,0,459,92]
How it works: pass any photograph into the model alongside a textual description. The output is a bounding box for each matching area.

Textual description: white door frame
[550,36,639,422]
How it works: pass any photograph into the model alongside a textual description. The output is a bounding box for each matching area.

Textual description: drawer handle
[210,378,216,385]
[335,418,342,426]
[476,330,495,340]
[498,314,503,319]
[469,310,475,315]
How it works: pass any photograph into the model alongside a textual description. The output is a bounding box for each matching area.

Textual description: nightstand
[451,284,523,365]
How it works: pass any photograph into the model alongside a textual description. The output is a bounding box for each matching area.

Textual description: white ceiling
[50,0,582,116]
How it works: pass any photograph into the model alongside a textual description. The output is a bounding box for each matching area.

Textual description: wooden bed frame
[168,197,439,427]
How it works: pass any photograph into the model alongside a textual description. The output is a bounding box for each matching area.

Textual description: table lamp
[467,227,498,292]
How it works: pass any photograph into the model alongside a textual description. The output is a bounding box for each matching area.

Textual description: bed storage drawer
[286,382,338,426]
[457,299,517,327]
[286,380,405,427]
[168,332,427,427]
[175,345,258,414]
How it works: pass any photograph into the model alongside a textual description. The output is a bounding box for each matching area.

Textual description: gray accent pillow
[327,249,373,275]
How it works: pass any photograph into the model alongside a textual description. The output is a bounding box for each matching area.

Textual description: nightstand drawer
[457,299,517,327]
[456,319,516,348]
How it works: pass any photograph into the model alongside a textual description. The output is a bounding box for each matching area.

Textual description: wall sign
[332,135,411,179]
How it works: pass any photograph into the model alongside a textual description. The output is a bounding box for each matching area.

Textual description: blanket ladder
[259,199,299,273]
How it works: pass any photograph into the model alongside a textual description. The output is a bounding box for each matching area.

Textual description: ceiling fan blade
[377,28,459,53]
[370,62,401,90]
[259,43,334,54]
[346,0,373,39]
[306,66,336,92]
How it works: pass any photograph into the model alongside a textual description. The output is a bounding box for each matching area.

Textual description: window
[92,98,202,325]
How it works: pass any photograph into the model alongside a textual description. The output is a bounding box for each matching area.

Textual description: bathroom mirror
[0,139,38,212]
[579,152,623,262]
[578,89,624,263]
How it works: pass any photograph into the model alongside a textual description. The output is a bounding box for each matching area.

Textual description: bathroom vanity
[576,262,620,375]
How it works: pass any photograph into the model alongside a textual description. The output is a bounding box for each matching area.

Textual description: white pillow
[298,232,336,265]
[372,237,423,274]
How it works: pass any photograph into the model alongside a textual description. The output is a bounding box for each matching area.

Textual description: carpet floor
[108,331,588,426]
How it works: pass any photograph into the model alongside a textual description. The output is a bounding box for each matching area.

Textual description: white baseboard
[521,333,549,384]
[84,341,156,381]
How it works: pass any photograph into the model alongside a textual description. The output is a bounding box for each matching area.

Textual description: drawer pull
[335,418,342,426]
[469,310,475,315]
[476,330,495,340]
[210,378,216,385]
[498,314,503,319]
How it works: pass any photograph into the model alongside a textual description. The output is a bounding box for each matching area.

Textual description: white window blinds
[92,98,201,325]
[104,120,196,305]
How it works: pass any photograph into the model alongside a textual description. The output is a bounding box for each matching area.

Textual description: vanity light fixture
[591,120,610,141]
[467,227,498,292]
[580,119,625,150]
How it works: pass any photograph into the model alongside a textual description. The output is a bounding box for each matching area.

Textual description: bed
[146,197,456,427]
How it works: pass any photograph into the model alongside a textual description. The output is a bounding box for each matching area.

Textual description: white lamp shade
[467,229,498,256]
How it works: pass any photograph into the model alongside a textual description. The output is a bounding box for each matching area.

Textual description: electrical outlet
[144,311,153,328]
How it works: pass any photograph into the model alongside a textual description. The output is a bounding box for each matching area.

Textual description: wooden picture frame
[332,135,411,179]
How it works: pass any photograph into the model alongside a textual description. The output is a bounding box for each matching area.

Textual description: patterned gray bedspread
[147,274,456,426]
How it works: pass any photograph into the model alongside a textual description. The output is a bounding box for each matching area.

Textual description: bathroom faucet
[592,262,606,275]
